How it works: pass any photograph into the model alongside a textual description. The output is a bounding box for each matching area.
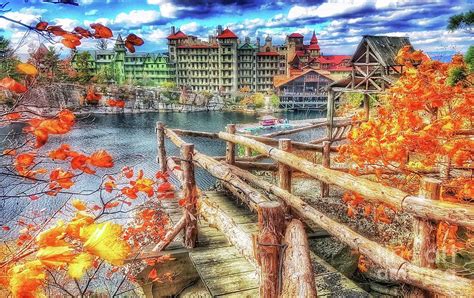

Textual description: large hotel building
[167,25,351,94]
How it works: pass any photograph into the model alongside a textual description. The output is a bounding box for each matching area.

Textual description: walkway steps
[199,191,370,298]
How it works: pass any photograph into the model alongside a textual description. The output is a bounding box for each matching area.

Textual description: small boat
[259,115,281,127]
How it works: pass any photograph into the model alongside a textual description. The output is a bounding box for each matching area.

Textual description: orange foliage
[0,77,27,93]
[339,47,473,267]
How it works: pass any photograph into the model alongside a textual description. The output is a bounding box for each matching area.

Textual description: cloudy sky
[0,0,472,58]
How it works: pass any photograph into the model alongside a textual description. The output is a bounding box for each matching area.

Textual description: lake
[0,110,325,231]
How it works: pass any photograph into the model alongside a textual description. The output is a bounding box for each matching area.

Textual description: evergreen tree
[75,51,94,84]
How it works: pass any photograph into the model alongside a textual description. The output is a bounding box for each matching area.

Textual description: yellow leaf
[8,260,46,298]
[68,253,94,279]
[36,246,76,268]
[81,222,130,266]
[36,221,67,247]
[72,199,87,211]
[65,211,94,238]
[16,63,38,76]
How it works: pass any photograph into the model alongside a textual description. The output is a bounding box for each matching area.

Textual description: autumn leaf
[148,268,158,280]
[15,153,35,168]
[68,253,94,279]
[8,260,46,298]
[125,41,136,53]
[0,77,27,93]
[72,199,87,211]
[89,150,114,168]
[81,222,130,266]
[5,112,21,121]
[74,26,92,38]
[36,246,75,268]
[33,127,49,148]
[35,21,48,31]
[36,221,67,247]
[126,33,144,46]
[16,63,38,76]
[90,23,113,38]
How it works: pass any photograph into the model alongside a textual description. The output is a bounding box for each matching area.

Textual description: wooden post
[257,202,285,298]
[181,143,198,249]
[278,139,292,193]
[326,89,335,141]
[244,146,252,157]
[226,124,236,165]
[281,219,317,297]
[363,93,370,120]
[321,141,331,197]
[156,121,167,173]
[412,177,441,268]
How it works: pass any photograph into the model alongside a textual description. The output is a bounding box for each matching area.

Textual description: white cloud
[181,22,202,34]
[147,0,179,18]
[52,18,79,31]
[0,7,46,29]
[288,1,371,20]
[114,10,161,27]
[85,9,98,16]
[80,0,94,5]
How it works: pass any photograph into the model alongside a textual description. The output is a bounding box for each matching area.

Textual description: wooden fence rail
[217,131,474,229]
[156,122,474,297]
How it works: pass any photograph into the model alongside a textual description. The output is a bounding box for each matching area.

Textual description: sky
[0,0,472,58]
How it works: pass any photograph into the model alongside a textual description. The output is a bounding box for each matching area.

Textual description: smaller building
[71,35,173,86]
[274,69,334,110]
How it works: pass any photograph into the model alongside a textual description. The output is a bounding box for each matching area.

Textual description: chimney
[256,37,260,50]
[245,36,250,44]
[217,25,223,35]
[170,26,175,35]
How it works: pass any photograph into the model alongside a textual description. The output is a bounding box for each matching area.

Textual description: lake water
[0,110,325,232]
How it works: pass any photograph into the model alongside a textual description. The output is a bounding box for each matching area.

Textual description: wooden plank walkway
[156,191,369,297]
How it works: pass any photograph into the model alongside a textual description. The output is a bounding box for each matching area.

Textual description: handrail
[217,131,474,229]
[170,128,339,152]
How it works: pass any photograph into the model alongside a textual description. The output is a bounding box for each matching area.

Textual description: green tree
[94,64,114,84]
[447,10,474,33]
[0,36,19,79]
[465,45,474,73]
[270,94,280,108]
[252,92,265,108]
[75,51,94,84]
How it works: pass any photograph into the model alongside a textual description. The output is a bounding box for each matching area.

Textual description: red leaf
[126,34,144,46]
[35,21,48,31]
[29,195,40,201]
[148,268,158,280]
[2,226,10,231]
[125,41,135,53]
[0,77,27,93]
[157,182,173,193]
[90,23,113,38]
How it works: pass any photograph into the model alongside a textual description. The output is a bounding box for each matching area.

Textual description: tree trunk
[281,219,317,298]
[156,121,167,173]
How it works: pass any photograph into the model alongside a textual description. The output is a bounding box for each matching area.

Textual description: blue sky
[0,0,472,58]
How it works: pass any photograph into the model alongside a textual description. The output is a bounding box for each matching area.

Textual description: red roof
[308,44,320,50]
[318,55,351,64]
[167,30,187,40]
[217,28,238,39]
[257,51,279,56]
[295,50,305,57]
[288,33,304,38]
[310,31,318,44]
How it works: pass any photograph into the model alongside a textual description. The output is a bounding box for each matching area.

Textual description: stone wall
[2,83,226,114]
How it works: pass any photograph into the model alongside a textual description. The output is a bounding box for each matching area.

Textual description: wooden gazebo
[326,35,413,138]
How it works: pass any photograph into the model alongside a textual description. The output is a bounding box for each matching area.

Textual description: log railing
[156,121,474,296]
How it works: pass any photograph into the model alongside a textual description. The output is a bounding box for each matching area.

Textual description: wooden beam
[281,219,317,297]
[152,215,186,252]
[217,132,474,228]
[156,121,167,173]
[181,143,198,249]
[226,124,236,165]
[321,141,331,197]
[257,202,285,297]
[278,139,292,193]
[225,164,474,296]
[412,178,441,268]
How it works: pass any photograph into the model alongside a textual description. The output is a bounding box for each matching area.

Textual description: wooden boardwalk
[158,191,369,297]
